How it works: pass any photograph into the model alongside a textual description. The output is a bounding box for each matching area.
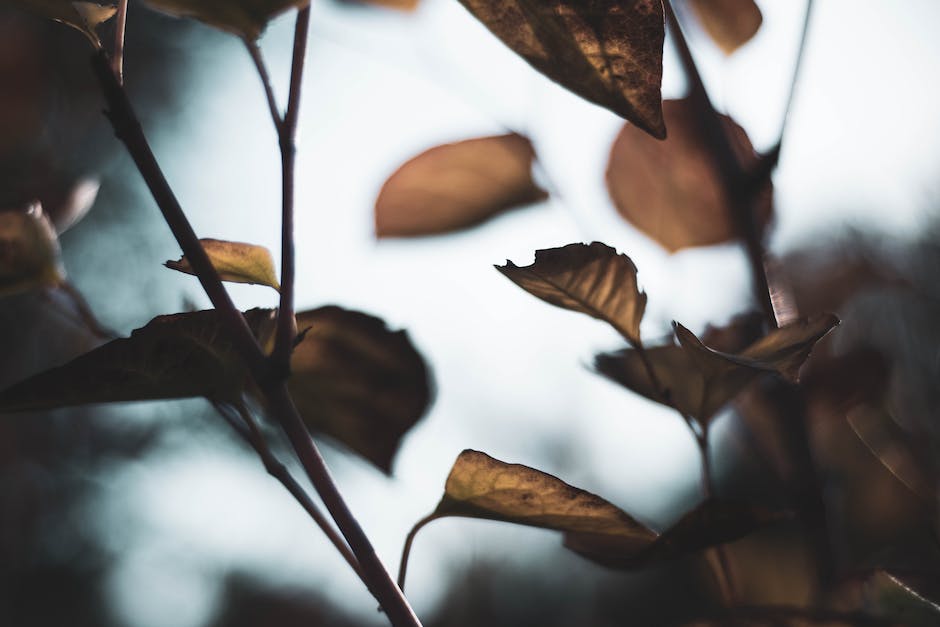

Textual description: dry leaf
[0,308,276,412]
[457,0,666,138]
[8,1,117,46]
[375,134,547,238]
[595,315,839,422]
[399,449,655,587]
[0,204,65,297]
[286,306,432,473]
[145,0,307,40]
[165,238,280,291]
[689,0,763,55]
[497,242,646,344]
[339,0,418,11]
[606,98,772,252]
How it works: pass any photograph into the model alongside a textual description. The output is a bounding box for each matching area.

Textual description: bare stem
[665,1,775,329]
[271,6,311,374]
[397,513,439,591]
[91,50,422,626]
[112,0,128,83]
[244,40,284,133]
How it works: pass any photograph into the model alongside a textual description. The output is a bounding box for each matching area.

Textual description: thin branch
[213,401,362,579]
[397,513,439,591]
[245,40,284,133]
[112,0,128,84]
[665,1,776,329]
[271,6,311,374]
[58,281,116,339]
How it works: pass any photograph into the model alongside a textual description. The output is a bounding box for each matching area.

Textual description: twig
[244,40,284,133]
[58,280,116,339]
[397,513,439,591]
[111,0,128,84]
[665,1,776,329]
[91,50,422,627]
[271,6,311,375]
[213,401,363,579]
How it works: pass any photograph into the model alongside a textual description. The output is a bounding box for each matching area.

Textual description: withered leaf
[606,98,772,252]
[286,306,432,473]
[144,0,307,40]
[457,0,666,138]
[375,134,547,238]
[399,449,655,587]
[565,498,787,569]
[497,242,646,345]
[595,315,839,422]
[165,238,280,291]
[689,0,763,55]
[0,309,276,412]
[340,0,418,10]
[0,204,65,297]
[8,1,117,46]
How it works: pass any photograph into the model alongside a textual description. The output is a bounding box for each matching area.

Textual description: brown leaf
[0,204,65,297]
[0,309,276,412]
[457,0,666,138]
[566,498,786,569]
[595,315,839,422]
[606,98,772,252]
[145,0,307,40]
[8,1,117,46]
[339,0,418,10]
[375,134,547,238]
[689,0,763,55]
[399,449,655,587]
[497,242,646,344]
[286,306,432,473]
[165,238,280,291]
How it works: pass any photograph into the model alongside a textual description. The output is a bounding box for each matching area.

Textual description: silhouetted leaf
[497,242,646,344]
[375,134,547,238]
[689,0,763,55]
[286,306,432,473]
[595,315,839,422]
[399,449,655,587]
[165,238,280,291]
[0,204,64,297]
[847,406,935,502]
[606,98,771,252]
[8,0,117,45]
[457,0,666,138]
[145,0,307,40]
[566,498,787,569]
[0,309,276,412]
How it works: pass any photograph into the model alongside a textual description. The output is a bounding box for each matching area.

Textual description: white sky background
[95,1,940,625]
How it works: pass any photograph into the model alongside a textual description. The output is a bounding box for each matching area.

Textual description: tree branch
[245,40,284,133]
[111,0,128,84]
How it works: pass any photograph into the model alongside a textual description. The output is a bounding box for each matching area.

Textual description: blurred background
[1,0,939,625]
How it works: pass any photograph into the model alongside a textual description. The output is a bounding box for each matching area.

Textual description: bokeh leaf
[689,0,763,55]
[0,204,65,297]
[457,0,666,138]
[286,306,432,473]
[400,449,656,587]
[595,315,839,422]
[497,242,646,345]
[144,0,307,40]
[8,0,117,46]
[374,134,548,238]
[165,238,280,291]
[0,308,276,412]
[566,498,787,569]
[606,98,771,252]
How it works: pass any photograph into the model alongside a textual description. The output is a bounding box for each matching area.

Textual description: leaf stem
[112,0,128,84]
[397,513,439,591]
[271,6,311,375]
[91,50,423,626]
[664,1,776,329]
[244,40,284,133]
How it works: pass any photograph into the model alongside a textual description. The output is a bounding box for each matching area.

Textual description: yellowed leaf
[8,1,117,46]
[0,204,65,297]
[165,238,280,291]
[144,0,307,40]
[689,0,763,55]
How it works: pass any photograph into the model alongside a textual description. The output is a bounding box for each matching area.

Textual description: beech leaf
[689,0,763,55]
[0,309,276,412]
[457,0,666,138]
[374,134,548,238]
[286,306,432,473]
[8,1,117,46]
[144,0,308,40]
[497,242,646,345]
[565,498,787,569]
[165,238,280,291]
[0,204,65,297]
[399,449,655,588]
[606,98,772,252]
[595,315,839,423]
